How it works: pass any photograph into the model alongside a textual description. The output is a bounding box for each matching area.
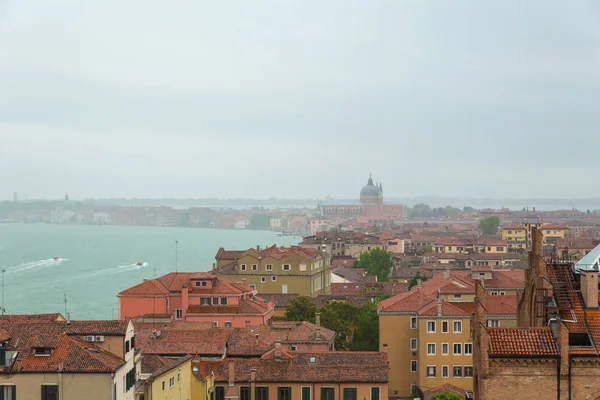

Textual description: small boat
[53,256,60,261]
[136,261,144,266]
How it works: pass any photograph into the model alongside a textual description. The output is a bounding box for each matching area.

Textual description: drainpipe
[568,356,572,400]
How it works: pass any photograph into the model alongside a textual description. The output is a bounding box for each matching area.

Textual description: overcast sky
[1,1,599,200]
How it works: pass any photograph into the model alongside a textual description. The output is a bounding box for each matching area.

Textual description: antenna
[153,268,157,326]
[64,294,69,320]
[1,269,5,316]
[175,240,179,273]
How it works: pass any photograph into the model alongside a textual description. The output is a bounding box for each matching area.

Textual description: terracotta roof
[194,352,388,383]
[0,313,65,322]
[186,298,272,316]
[256,321,335,344]
[502,223,526,230]
[488,327,558,356]
[486,295,518,315]
[331,282,408,297]
[0,329,11,342]
[141,354,180,375]
[151,355,193,378]
[216,248,245,260]
[418,301,471,317]
[65,320,129,336]
[378,290,434,313]
[332,267,376,283]
[301,230,383,245]
[471,265,492,272]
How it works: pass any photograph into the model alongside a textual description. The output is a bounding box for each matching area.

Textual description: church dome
[360,175,381,204]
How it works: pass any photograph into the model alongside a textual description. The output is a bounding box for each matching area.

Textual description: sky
[1,1,600,200]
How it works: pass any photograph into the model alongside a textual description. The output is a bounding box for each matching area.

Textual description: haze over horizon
[2,1,600,200]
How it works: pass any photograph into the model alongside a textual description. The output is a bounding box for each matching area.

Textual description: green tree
[248,214,271,229]
[319,302,359,350]
[349,300,380,351]
[431,391,463,400]
[353,248,394,282]
[479,216,500,235]
[463,206,476,212]
[283,296,316,323]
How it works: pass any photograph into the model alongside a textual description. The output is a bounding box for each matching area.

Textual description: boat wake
[6,258,67,274]
[86,261,149,278]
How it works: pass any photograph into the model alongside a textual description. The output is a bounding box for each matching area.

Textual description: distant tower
[13,192,17,202]
[64,193,70,201]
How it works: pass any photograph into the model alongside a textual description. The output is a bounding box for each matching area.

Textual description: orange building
[118,272,275,327]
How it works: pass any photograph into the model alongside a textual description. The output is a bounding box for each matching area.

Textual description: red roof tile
[488,327,558,356]
[378,290,434,313]
[417,301,471,317]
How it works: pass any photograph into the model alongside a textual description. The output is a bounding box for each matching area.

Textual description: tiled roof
[301,230,383,245]
[141,354,180,375]
[502,223,526,230]
[0,313,65,322]
[332,267,376,283]
[256,321,335,344]
[485,295,518,315]
[488,327,558,356]
[330,282,408,297]
[215,248,245,260]
[151,355,193,378]
[194,352,388,383]
[258,293,300,309]
[418,301,471,317]
[186,298,272,316]
[378,290,434,313]
[135,324,272,356]
[65,320,129,336]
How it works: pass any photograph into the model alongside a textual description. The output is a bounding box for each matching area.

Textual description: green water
[0,223,296,319]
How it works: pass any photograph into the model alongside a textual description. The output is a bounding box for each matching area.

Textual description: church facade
[320,175,403,221]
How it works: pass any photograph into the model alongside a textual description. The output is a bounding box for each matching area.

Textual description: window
[282,284,288,294]
[266,264,273,271]
[271,276,277,282]
[212,298,219,305]
[162,381,165,391]
[299,264,307,272]
[442,365,449,378]
[464,366,473,377]
[453,321,462,333]
[213,321,218,327]
[250,284,256,290]
[261,276,266,283]
[125,340,130,353]
[410,338,418,351]
[202,281,207,287]
[321,388,334,400]
[453,294,462,299]
[464,343,473,355]
[282,264,291,271]
[410,317,417,329]
[410,360,418,372]
[427,343,436,355]
[220,297,228,306]
[488,320,499,327]
[1,385,16,400]
[370,387,380,400]
[178,372,180,382]
[426,366,436,377]
[343,388,357,400]
[225,322,232,328]
[201,298,210,305]
[252,264,258,271]
[256,387,269,400]
[175,309,182,319]
[491,291,498,296]
[291,345,297,351]
[453,366,462,378]
[302,387,311,400]
[427,321,436,333]
[241,264,247,271]
[442,321,449,333]
[442,343,449,355]
[240,387,250,400]
[41,384,59,400]
[309,356,316,363]
[497,247,504,251]
[453,343,462,355]
[410,385,418,395]
[500,291,505,296]
[195,281,202,287]
[215,386,225,400]
[170,377,175,387]
[278,387,291,400]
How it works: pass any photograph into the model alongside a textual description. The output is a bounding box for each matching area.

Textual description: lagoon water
[0,223,296,319]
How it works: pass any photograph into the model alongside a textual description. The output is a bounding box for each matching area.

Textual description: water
[0,224,298,319]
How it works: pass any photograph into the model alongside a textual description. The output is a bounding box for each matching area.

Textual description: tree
[248,214,271,229]
[431,391,464,400]
[350,300,380,351]
[479,216,500,235]
[353,248,394,282]
[283,296,316,323]
[319,302,359,350]
[463,206,476,212]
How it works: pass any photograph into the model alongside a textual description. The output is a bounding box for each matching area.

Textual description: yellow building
[213,245,332,297]
[501,223,528,251]
[138,355,214,400]
[539,223,569,244]
[503,222,569,251]
[378,269,521,397]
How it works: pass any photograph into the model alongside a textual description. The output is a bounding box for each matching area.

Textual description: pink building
[118,272,275,327]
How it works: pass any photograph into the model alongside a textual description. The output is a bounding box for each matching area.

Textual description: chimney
[558,320,569,376]
[475,280,489,378]
[315,327,321,340]
[443,269,450,280]
[228,361,235,386]
[250,368,256,382]
[417,279,423,288]
[181,283,189,320]
[245,320,251,327]
[256,245,261,251]
[315,313,321,327]
[274,341,282,359]
[581,271,599,309]
[255,333,259,345]
[437,300,442,316]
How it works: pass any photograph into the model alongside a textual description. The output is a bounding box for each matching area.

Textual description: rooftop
[488,327,558,356]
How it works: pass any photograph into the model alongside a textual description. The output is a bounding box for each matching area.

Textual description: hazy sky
[1,1,600,200]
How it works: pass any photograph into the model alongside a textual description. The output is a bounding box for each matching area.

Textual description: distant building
[12,192,17,202]
[320,175,403,222]
[300,230,385,258]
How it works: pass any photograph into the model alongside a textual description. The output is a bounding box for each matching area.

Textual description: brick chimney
[474,280,489,378]
[580,271,599,309]
[443,269,450,280]
[315,312,321,327]
[274,341,282,359]
[558,320,569,376]
[181,283,189,320]
[417,279,423,288]
[228,361,235,386]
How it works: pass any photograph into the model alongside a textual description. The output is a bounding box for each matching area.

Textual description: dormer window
[34,347,52,357]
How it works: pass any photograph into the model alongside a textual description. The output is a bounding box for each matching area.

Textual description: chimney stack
[255,333,259,345]
[417,279,423,288]
[437,300,442,317]
[315,313,321,327]
[581,271,599,309]
[228,361,235,386]
[443,269,450,280]
[274,341,282,359]
[181,283,189,320]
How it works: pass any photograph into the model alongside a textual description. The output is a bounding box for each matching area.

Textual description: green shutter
[343,389,357,400]
[370,388,379,400]
[41,386,45,400]
[302,387,311,400]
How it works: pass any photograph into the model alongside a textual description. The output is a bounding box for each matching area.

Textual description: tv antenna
[1,269,5,316]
